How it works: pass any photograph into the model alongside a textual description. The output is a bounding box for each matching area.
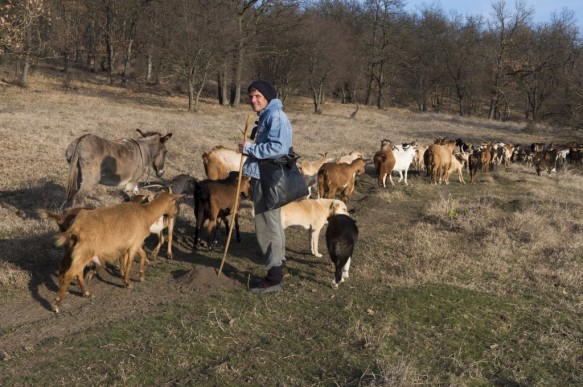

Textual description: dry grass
[1,68,583,384]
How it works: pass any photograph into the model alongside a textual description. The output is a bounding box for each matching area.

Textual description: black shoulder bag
[259,147,309,211]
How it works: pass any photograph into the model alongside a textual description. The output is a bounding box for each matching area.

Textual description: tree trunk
[218,67,229,106]
[105,4,115,85]
[188,79,195,111]
[231,41,244,107]
[19,51,31,87]
[122,38,133,86]
[146,54,153,83]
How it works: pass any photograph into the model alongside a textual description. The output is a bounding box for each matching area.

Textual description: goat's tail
[37,208,59,222]
[55,229,77,249]
[65,139,82,202]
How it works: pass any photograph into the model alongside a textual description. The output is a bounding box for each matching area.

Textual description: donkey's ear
[161,133,173,143]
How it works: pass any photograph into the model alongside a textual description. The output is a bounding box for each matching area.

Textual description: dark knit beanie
[248,80,277,102]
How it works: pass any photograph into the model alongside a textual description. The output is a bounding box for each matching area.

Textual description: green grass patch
[3,284,582,385]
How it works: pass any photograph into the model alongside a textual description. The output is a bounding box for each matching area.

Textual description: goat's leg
[53,258,86,313]
[207,216,218,250]
[122,251,134,288]
[76,273,91,297]
[327,186,337,199]
[151,232,164,258]
[235,214,241,243]
[404,170,409,186]
[193,205,206,250]
[222,215,229,237]
[165,216,174,259]
[137,247,148,282]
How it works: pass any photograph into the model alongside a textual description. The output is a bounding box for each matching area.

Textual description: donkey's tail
[65,138,83,203]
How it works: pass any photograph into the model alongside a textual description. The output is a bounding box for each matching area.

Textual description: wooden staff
[218,114,256,277]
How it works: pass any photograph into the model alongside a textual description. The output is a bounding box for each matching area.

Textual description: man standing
[239,80,292,293]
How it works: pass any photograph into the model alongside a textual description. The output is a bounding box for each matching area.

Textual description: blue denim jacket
[242,99,292,179]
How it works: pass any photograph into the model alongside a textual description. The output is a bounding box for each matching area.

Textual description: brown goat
[193,172,251,250]
[202,145,246,180]
[480,141,493,171]
[52,192,183,313]
[429,139,456,184]
[373,140,395,188]
[298,152,334,197]
[318,158,367,203]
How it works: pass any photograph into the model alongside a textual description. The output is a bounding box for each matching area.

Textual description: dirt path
[0,254,242,359]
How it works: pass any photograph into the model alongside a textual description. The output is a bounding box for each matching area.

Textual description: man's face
[249,90,269,112]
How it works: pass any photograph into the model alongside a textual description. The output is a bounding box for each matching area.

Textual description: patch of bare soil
[0,256,243,360]
[174,265,243,295]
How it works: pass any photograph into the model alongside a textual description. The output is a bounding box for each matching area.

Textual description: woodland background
[1,0,583,126]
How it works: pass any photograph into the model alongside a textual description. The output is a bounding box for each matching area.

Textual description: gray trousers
[251,178,285,270]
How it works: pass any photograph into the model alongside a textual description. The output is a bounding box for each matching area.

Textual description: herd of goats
[37,129,582,312]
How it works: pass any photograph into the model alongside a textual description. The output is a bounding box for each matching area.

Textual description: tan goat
[446,153,467,184]
[336,151,364,164]
[414,144,429,171]
[52,192,183,313]
[202,145,247,180]
[298,152,335,197]
[318,158,367,203]
[429,139,456,184]
[373,140,395,188]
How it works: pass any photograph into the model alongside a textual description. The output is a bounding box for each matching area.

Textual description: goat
[318,158,367,203]
[52,192,183,313]
[468,149,482,184]
[502,144,515,167]
[533,149,558,176]
[446,153,467,184]
[429,139,456,184]
[480,141,493,171]
[38,207,96,280]
[336,151,364,164]
[297,152,334,198]
[138,174,197,258]
[389,142,417,185]
[193,171,251,250]
[414,144,429,171]
[202,145,246,180]
[373,139,395,188]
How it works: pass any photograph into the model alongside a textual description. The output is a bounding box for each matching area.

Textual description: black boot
[250,265,283,293]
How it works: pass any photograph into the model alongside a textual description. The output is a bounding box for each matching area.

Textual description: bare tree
[444,15,486,116]
[166,0,229,111]
[0,0,49,86]
[227,0,271,107]
[485,0,533,120]
[362,0,404,109]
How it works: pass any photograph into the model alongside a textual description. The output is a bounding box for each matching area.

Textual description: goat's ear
[173,193,186,200]
[161,133,173,143]
[136,128,146,137]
